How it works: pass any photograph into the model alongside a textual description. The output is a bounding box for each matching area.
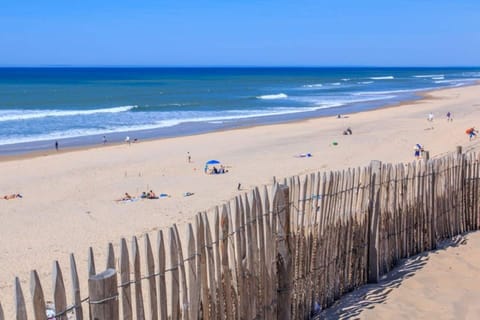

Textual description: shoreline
[0,83,467,162]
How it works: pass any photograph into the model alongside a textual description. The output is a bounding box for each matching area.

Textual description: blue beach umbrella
[205,160,221,173]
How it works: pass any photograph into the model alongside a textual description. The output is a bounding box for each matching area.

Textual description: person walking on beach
[427,112,434,129]
[125,136,131,145]
[466,127,478,140]
[102,135,107,144]
[446,112,453,122]
[414,143,424,159]
[187,152,191,163]
[55,141,59,151]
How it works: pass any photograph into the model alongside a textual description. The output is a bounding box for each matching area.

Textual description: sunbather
[3,193,22,200]
[115,192,133,202]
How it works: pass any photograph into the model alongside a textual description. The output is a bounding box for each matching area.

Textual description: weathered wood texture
[3,151,480,319]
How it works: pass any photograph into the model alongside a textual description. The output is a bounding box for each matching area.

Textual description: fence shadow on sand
[319,234,469,320]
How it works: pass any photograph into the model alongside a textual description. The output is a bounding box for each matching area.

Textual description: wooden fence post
[88,268,119,320]
[275,184,292,320]
[15,277,27,320]
[456,146,462,155]
[424,151,430,161]
[368,160,381,283]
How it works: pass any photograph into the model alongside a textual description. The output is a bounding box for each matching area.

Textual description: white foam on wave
[432,76,445,80]
[256,93,288,100]
[433,78,477,84]
[413,74,444,78]
[0,105,136,122]
[352,88,428,96]
[292,94,395,106]
[329,82,341,86]
[302,84,323,88]
[358,81,374,85]
[0,103,349,146]
[369,76,394,80]
[341,78,351,81]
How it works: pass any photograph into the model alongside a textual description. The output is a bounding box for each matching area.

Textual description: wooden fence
[2,151,480,319]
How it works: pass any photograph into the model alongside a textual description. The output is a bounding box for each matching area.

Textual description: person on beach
[343,127,352,135]
[187,152,191,163]
[427,112,434,129]
[428,112,434,122]
[116,192,133,202]
[3,193,22,200]
[125,136,131,145]
[147,190,157,199]
[55,141,59,151]
[102,136,107,144]
[446,112,453,122]
[414,144,424,159]
[466,127,478,140]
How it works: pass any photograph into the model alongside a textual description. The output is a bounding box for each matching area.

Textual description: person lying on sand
[147,190,157,199]
[295,153,313,158]
[3,193,22,200]
[115,192,133,202]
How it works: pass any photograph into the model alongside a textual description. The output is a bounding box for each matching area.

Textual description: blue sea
[1,67,479,155]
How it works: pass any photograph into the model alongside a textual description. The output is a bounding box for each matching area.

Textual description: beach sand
[1,84,480,317]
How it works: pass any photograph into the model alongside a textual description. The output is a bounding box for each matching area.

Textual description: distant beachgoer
[427,113,434,129]
[116,192,133,202]
[446,112,453,122]
[125,136,131,145]
[466,127,478,140]
[296,153,313,158]
[147,190,157,199]
[414,144,424,159]
[103,136,107,144]
[187,152,191,163]
[337,114,341,119]
[343,127,352,135]
[55,141,59,151]
[133,138,138,143]
[3,193,22,200]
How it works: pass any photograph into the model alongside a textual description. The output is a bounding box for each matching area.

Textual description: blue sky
[0,0,479,66]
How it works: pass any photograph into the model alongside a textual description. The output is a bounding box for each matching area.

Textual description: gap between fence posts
[367,160,381,283]
[275,184,292,320]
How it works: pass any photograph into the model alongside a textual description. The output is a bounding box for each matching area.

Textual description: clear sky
[1,0,479,66]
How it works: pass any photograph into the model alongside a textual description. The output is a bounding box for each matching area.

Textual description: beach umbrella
[205,159,221,173]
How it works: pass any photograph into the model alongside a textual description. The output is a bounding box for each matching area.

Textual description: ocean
[1,67,479,155]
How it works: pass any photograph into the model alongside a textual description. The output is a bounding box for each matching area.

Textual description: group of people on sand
[140,190,162,199]
[208,165,228,174]
[3,193,22,200]
[116,190,171,202]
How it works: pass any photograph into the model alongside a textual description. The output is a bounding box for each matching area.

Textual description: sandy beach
[1,83,480,317]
